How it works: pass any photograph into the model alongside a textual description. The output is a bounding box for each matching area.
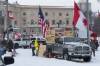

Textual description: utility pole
[4,0,8,31]
[4,0,9,39]
[86,0,90,45]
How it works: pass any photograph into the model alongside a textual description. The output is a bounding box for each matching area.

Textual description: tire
[63,54,71,60]
[83,56,91,62]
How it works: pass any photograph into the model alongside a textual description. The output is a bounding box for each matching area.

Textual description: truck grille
[74,46,90,54]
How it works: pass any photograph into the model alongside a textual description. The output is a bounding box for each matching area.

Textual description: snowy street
[8,47,100,66]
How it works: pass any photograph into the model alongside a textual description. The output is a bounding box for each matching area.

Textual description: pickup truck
[46,37,92,62]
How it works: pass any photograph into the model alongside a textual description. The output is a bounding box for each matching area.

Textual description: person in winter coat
[7,39,14,52]
[34,38,39,56]
[90,40,96,57]
[94,40,99,50]
[30,42,35,56]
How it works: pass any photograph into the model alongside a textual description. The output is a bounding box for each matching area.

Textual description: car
[46,37,92,62]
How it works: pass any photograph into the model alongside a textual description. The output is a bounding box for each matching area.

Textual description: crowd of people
[0,38,19,57]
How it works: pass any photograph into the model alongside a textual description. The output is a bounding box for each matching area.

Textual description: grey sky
[8,0,100,12]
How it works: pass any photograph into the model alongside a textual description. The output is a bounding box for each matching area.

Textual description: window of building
[66,19,69,25]
[45,19,49,24]
[23,19,26,25]
[59,12,62,16]
[14,20,17,25]
[23,12,26,16]
[23,29,26,32]
[31,19,35,24]
[66,13,69,16]
[45,12,48,16]
[52,20,56,25]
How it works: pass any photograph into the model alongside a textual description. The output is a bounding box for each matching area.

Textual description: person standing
[90,40,96,57]
[30,42,35,56]
[34,38,39,56]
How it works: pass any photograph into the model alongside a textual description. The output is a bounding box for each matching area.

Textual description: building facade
[8,4,73,37]
[1,3,74,40]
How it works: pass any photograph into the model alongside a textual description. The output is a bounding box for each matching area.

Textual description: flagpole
[86,0,90,45]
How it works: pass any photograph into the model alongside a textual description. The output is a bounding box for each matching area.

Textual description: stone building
[8,4,73,38]
[1,3,74,40]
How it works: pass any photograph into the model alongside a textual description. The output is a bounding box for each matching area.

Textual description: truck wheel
[63,54,71,60]
[83,56,91,62]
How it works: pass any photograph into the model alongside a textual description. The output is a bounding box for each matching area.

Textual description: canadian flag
[73,1,88,38]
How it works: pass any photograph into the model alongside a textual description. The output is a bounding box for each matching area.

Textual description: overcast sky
[8,0,100,12]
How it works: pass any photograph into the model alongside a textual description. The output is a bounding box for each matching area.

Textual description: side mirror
[4,56,14,65]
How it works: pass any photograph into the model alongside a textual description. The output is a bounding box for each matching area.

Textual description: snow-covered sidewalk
[8,47,100,66]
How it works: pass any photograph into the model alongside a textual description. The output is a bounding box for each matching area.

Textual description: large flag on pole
[73,1,88,38]
[38,6,47,37]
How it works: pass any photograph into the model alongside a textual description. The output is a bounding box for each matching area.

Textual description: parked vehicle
[46,37,92,62]
[13,39,31,48]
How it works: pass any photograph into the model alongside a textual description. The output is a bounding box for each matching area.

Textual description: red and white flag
[8,11,15,19]
[73,1,88,38]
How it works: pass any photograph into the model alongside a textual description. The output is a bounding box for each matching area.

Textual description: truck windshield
[64,37,81,42]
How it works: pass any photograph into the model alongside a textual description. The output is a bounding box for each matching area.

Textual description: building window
[45,12,48,16]
[23,12,26,16]
[66,19,69,25]
[23,19,26,25]
[59,12,62,16]
[52,20,56,25]
[45,19,49,24]
[23,29,26,32]
[31,19,35,24]
[14,20,17,25]
[66,13,69,16]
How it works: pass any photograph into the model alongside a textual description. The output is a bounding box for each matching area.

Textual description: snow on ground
[8,47,100,66]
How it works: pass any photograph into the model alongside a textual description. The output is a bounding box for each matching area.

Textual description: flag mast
[86,0,90,45]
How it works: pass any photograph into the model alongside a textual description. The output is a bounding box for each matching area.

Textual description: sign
[64,31,74,37]
[46,30,55,43]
